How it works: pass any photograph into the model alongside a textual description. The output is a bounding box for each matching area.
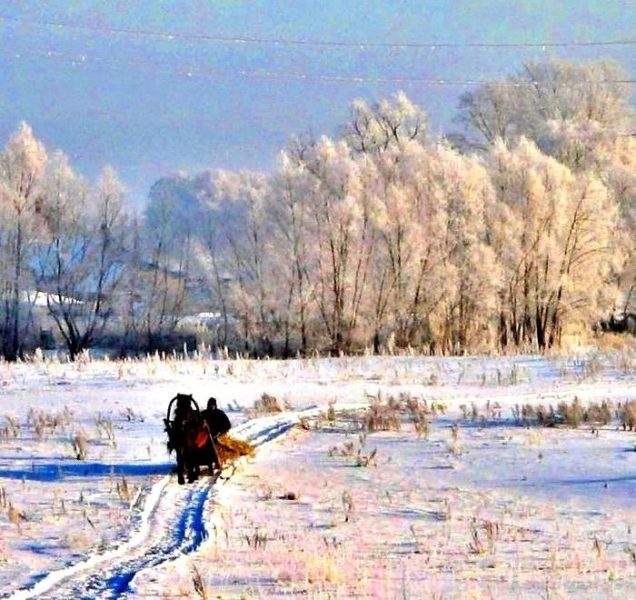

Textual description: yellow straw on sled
[214,433,255,465]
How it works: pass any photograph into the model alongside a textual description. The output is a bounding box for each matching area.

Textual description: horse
[164,393,219,484]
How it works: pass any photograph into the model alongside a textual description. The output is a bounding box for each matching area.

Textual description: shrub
[557,397,585,428]
[584,401,612,426]
[619,401,636,431]
[535,404,557,427]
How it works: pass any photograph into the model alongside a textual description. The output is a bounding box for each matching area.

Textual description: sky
[0,1,634,206]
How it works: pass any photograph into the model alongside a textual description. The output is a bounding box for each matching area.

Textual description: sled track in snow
[6,411,312,600]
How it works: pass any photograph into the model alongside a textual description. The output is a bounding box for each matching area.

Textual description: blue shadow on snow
[0,461,174,481]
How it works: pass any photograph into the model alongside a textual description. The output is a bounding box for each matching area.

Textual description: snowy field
[0,352,634,599]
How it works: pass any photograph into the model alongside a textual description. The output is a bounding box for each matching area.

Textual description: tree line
[0,59,633,359]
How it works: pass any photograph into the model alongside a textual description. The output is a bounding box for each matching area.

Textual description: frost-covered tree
[458,59,632,167]
[0,123,48,359]
[345,91,428,154]
[362,140,443,351]
[118,213,143,353]
[266,152,316,355]
[457,80,519,147]
[215,170,275,353]
[362,140,499,353]
[585,134,636,318]
[35,162,127,358]
[342,94,432,351]
[430,145,500,351]
[137,80,630,355]
[459,59,633,345]
[296,136,375,353]
[137,177,193,350]
[488,137,620,348]
[190,175,247,349]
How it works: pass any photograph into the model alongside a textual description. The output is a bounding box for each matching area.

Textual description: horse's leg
[176,448,186,485]
[186,451,198,483]
[193,453,201,480]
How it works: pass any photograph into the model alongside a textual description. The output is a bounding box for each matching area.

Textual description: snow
[0,352,634,598]
[20,291,84,308]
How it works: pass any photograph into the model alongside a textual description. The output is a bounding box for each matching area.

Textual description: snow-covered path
[5,410,315,600]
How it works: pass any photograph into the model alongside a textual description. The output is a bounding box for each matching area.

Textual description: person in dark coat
[202,397,232,439]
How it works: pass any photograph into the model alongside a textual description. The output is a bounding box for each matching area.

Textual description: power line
[4,49,635,86]
[0,13,634,50]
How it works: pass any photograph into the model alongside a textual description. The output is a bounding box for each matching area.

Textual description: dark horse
[164,393,219,484]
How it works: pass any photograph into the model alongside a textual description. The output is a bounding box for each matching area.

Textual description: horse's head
[166,393,206,454]
[174,394,195,422]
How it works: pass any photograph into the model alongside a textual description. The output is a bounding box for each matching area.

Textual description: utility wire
[0,13,634,49]
[4,49,635,86]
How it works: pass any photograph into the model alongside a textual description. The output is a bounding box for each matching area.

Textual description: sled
[164,393,219,483]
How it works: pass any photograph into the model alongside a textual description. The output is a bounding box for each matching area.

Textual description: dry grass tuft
[355,447,377,467]
[510,397,621,430]
[245,528,268,549]
[0,415,20,441]
[71,431,89,460]
[341,490,354,522]
[253,392,283,414]
[116,476,135,504]
[95,413,117,447]
[361,391,436,432]
[8,503,26,533]
[468,521,485,555]
[363,402,401,432]
[191,562,209,600]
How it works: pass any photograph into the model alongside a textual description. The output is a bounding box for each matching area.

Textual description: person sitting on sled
[202,397,232,440]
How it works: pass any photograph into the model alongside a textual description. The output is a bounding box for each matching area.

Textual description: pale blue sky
[0,1,633,204]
